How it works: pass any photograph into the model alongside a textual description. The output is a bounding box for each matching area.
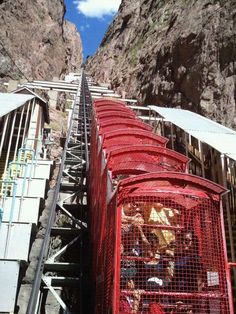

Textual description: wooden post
[13,104,25,161]
[198,139,205,178]
[0,114,9,160]
[170,123,174,149]
[3,111,17,176]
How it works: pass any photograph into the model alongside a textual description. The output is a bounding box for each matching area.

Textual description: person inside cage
[135,227,175,291]
[119,278,144,313]
[142,202,179,247]
[121,203,144,256]
[122,202,145,227]
[120,243,144,313]
[171,229,205,297]
[120,241,138,281]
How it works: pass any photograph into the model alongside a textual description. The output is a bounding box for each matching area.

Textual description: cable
[0,39,31,82]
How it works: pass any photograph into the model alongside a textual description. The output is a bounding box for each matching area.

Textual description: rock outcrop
[87,0,236,128]
[0,0,82,85]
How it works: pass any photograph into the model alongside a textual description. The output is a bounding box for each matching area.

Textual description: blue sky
[65,0,121,60]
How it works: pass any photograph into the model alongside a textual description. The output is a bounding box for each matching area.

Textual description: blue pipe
[0,179,17,224]
[0,206,3,224]
[9,181,17,223]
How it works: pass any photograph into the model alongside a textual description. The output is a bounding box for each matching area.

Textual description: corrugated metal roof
[0,93,34,117]
[149,106,236,161]
[12,87,49,123]
[12,86,47,104]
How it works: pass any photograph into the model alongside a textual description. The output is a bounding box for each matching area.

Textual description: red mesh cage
[89,99,232,314]
[96,111,137,123]
[102,129,168,150]
[118,172,226,200]
[100,194,120,314]
[114,173,230,314]
[98,118,153,135]
[93,98,126,108]
[88,118,101,197]
[95,105,133,114]
[106,146,190,176]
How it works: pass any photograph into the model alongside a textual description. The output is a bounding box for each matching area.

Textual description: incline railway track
[27,71,92,314]
[1,70,234,313]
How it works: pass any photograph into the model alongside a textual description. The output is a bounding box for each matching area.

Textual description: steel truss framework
[26,72,92,314]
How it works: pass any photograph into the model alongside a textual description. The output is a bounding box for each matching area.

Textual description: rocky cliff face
[87,0,236,128]
[0,0,82,84]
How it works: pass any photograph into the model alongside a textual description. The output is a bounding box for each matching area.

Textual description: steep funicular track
[26,72,92,314]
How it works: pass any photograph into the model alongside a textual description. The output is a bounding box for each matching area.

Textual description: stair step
[60,182,80,191]
[44,262,80,273]
[44,276,80,287]
[51,227,81,236]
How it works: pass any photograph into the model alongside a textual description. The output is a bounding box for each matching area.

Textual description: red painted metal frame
[93,98,126,108]
[102,129,168,149]
[95,105,131,114]
[114,173,229,313]
[98,118,153,134]
[113,196,122,314]
[96,111,137,122]
[95,108,136,117]
[220,201,234,313]
[106,145,190,174]
[117,172,227,202]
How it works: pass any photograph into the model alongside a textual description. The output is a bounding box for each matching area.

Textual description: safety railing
[0,138,42,226]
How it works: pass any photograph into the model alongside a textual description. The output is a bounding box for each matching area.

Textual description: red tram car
[88,98,233,313]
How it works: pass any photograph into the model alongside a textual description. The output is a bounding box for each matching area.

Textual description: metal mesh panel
[90,148,103,243]
[99,112,132,120]
[118,193,230,314]
[117,172,227,200]
[104,195,119,313]
[97,111,137,123]
[94,168,110,314]
[107,146,189,175]
[99,119,153,134]
[88,117,100,211]
[94,99,126,108]
[96,105,134,114]
[102,129,168,150]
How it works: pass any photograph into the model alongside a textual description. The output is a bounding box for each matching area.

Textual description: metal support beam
[198,139,205,178]
[42,275,71,314]
[221,154,235,264]
[28,71,92,314]
[14,104,25,161]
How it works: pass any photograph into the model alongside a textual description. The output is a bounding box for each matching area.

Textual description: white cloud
[74,0,121,18]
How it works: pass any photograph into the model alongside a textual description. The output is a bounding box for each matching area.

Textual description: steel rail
[26,73,84,314]
[77,72,92,313]
[81,73,90,171]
